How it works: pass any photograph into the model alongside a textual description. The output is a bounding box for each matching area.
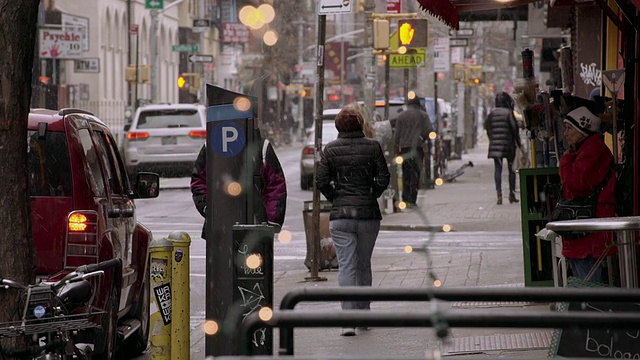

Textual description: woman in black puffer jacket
[484,92,521,205]
[317,104,390,336]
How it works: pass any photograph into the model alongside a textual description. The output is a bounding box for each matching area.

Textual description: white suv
[123,103,206,177]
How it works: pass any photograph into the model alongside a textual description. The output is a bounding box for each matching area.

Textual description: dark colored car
[28,108,159,357]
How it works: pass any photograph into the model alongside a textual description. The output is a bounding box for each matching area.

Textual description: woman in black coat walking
[484,92,521,205]
[316,104,390,336]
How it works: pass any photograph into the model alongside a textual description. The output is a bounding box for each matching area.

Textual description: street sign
[172,44,199,52]
[189,54,214,63]
[130,23,139,36]
[386,0,401,13]
[318,0,352,14]
[223,23,250,44]
[433,37,450,73]
[193,19,210,28]
[389,51,426,69]
[145,0,163,9]
[457,28,474,37]
[450,38,468,47]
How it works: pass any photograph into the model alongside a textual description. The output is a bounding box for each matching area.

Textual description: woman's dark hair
[335,106,364,133]
[495,91,514,110]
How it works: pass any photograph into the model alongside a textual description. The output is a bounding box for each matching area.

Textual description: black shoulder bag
[549,165,613,239]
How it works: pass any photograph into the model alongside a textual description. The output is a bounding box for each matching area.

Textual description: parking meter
[205,85,274,356]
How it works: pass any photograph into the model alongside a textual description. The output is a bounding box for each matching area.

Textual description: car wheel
[300,175,311,190]
[121,270,150,356]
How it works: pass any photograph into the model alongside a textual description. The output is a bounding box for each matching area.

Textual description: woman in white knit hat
[559,106,616,283]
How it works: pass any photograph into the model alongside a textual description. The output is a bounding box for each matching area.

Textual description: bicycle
[434,137,448,180]
[0,259,122,359]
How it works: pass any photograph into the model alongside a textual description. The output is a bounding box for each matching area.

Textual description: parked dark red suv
[28,108,159,357]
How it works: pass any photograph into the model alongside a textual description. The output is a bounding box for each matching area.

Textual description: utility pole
[363,0,376,117]
[150,0,184,103]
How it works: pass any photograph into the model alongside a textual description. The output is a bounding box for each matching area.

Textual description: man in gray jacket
[394,97,432,207]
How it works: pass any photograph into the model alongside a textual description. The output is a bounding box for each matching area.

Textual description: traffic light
[177,73,201,94]
[397,19,428,48]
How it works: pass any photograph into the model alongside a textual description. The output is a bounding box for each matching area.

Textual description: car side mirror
[124,124,131,132]
[133,172,160,199]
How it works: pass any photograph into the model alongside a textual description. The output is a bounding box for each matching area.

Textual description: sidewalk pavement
[188,137,552,359]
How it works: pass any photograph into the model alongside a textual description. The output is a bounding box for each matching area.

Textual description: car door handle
[107,208,121,218]
[121,207,134,218]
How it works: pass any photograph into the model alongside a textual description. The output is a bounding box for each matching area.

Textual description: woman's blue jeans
[493,156,516,194]
[329,219,381,310]
[567,256,603,283]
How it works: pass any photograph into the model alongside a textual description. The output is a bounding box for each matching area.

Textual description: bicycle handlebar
[76,258,122,274]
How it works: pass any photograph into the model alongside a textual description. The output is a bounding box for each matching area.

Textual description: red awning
[415,0,459,30]
[416,0,542,29]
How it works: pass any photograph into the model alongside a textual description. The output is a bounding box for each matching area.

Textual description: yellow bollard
[168,231,191,359]
[149,232,191,360]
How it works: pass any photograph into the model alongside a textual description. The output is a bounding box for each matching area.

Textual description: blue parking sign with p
[211,121,245,157]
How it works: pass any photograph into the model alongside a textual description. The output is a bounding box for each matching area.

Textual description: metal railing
[264,286,640,356]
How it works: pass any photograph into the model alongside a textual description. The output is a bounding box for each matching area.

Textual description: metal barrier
[543,216,640,288]
[239,309,640,356]
[275,286,640,356]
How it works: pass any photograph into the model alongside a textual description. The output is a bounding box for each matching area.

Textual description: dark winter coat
[485,96,520,159]
[190,141,287,239]
[317,131,390,221]
[559,133,616,259]
[394,104,432,151]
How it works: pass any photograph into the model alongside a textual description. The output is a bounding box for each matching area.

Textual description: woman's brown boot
[509,191,519,204]
[497,193,503,205]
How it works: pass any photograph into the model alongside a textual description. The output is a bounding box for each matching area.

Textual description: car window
[27,130,72,197]
[136,109,202,129]
[78,129,106,197]
[94,130,125,195]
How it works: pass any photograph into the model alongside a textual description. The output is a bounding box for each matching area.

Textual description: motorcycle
[0,259,122,359]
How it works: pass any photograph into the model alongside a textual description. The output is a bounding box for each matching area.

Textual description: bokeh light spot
[442,224,452,232]
[258,3,275,23]
[435,178,444,186]
[204,320,219,335]
[398,202,407,210]
[227,182,242,196]
[395,156,404,165]
[278,230,292,244]
[233,96,251,112]
[408,91,416,100]
[398,46,407,54]
[433,279,442,287]
[263,30,278,46]
[258,307,273,321]
[246,254,262,269]
[404,245,413,253]
[429,131,437,140]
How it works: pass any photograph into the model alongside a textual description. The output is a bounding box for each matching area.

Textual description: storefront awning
[415,0,542,29]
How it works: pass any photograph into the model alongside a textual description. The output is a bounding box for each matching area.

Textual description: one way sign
[318,0,352,14]
[189,54,214,63]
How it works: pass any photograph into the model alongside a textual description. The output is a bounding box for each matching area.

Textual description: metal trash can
[302,200,336,270]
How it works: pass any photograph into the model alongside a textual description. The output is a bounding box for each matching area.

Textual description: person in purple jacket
[190,139,287,239]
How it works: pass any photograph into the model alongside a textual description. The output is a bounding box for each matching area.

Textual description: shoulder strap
[262,139,270,165]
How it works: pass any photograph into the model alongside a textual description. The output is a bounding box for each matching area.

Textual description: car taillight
[68,213,89,232]
[127,131,149,141]
[65,210,99,269]
[189,130,206,138]
[302,147,314,155]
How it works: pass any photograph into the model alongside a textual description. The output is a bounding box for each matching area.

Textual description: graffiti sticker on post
[153,283,172,325]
